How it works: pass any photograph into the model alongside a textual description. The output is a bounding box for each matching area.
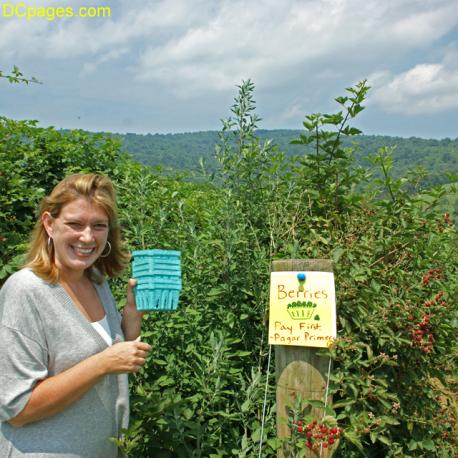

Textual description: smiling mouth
[72,246,96,256]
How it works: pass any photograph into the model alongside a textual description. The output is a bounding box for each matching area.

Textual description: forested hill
[118,130,458,187]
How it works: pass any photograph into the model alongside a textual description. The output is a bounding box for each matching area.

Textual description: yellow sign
[268,271,336,348]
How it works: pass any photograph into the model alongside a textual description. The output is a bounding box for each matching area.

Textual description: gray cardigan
[0,268,129,457]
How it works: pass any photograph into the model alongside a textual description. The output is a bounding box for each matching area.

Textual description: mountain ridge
[115,130,457,188]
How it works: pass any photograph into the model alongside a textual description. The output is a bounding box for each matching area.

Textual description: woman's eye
[68,222,83,229]
[65,222,108,230]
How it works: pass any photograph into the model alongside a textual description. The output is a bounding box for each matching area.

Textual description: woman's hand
[121,278,144,341]
[99,338,152,374]
[124,278,143,316]
[7,337,152,427]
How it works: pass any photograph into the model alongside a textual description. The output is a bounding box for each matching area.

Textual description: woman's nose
[79,225,95,241]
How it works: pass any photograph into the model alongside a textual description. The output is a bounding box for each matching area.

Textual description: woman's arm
[8,339,151,428]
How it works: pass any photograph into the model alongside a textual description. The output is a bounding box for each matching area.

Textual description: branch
[0,66,42,85]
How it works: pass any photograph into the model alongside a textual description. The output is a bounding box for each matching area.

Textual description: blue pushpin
[297,273,306,292]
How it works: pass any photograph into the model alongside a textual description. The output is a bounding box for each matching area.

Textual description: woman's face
[43,197,110,278]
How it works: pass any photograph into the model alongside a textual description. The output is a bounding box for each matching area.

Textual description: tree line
[117,130,458,188]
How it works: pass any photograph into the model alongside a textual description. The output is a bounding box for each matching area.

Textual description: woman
[0,173,151,457]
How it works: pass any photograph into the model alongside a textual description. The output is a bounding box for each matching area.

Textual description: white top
[91,314,113,346]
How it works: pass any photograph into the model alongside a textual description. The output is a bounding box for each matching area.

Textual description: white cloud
[279,102,306,121]
[79,47,128,77]
[2,0,457,89]
[370,51,458,114]
[134,0,458,95]
[0,0,214,59]
[388,2,458,46]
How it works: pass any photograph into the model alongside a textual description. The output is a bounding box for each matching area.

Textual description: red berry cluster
[443,212,453,227]
[437,212,454,232]
[295,420,343,451]
[424,290,448,309]
[410,312,434,354]
[421,268,442,287]
[409,291,447,353]
[440,418,457,453]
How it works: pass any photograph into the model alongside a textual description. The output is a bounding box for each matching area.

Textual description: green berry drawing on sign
[287,300,317,320]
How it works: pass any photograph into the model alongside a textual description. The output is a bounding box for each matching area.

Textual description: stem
[380,159,396,203]
[328,108,351,166]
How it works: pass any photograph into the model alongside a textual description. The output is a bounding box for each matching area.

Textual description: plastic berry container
[132,249,182,311]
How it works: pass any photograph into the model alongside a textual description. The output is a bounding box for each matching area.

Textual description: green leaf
[307,400,325,408]
[421,439,435,451]
[241,400,250,412]
[241,432,248,450]
[332,247,345,263]
[335,96,348,105]
[344,431,364,451]
[342,126,363,136]
[234,351,251,357]
[207,287,224,297]
[378,435,392,446]
[381,415,400,425]
[156,375,175,386]
[267,437,282,450]
[333,399,356,409]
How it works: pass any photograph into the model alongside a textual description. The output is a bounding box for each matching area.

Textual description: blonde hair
[26,174,130,283]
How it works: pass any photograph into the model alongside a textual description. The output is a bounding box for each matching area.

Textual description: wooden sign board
[268,271,336,348]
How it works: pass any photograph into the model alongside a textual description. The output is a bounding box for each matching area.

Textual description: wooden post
[273,259,334,458]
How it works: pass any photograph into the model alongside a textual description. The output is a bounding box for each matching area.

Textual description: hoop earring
[100,241,112,258]
[47,237,53,251]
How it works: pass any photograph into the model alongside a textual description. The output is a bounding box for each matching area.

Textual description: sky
[1,0,458,138]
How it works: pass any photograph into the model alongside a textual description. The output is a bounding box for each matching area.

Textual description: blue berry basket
[132,249,182,311]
